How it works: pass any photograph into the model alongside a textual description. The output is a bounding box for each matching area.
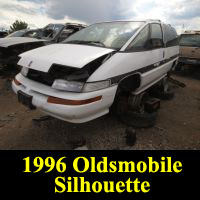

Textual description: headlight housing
[21,67,29,77]
[82,80,111,92]
[52,79,84,92]
[52,79,111,93]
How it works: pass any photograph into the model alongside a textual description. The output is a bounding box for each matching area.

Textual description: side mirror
[149,38,164,48]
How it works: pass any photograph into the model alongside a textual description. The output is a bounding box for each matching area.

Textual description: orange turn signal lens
[47,96,102,106]
[14,78,21,86]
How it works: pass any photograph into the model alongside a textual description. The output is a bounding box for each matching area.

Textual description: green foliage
[9,20,28,33]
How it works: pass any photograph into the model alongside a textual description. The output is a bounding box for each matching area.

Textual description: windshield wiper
[65,40,106,47]
[64,40,85,44]
[83,41,106,47]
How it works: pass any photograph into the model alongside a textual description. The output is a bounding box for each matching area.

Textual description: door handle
[163,51,165,58]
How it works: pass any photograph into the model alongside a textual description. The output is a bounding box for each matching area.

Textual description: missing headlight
[49,52,115,83]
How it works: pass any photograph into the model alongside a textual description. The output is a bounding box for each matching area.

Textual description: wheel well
[110,73,141,114]
[118,73,141,93]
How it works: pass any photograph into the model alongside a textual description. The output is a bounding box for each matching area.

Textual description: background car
[0,23,87,68]
[178,31,200,67]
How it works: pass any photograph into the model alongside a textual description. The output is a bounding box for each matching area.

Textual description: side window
[150,23,164,48]
[164,25,178,47]
[126,25,149,51]
[151,24,163,40]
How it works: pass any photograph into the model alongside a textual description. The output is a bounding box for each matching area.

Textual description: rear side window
[126,25,150,51]
[163,25,178,47]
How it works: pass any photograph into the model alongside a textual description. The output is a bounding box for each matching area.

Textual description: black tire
[119,111,158,128]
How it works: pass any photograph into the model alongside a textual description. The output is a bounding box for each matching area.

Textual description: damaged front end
[22,52,115,93]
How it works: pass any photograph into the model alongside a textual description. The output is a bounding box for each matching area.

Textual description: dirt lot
[0,70,200,150]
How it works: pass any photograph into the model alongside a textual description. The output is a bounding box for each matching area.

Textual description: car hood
[0,37,46,48]
[18,44,115,72]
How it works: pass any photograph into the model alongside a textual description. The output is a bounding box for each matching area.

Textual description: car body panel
[18,44,115,71]
[88,48,165,80]
[0,37,46,48]
[179,46,200,65]
[12,73,117,123]
[88,46,178,94]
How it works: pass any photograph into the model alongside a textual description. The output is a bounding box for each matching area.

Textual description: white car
[12,20,179,123]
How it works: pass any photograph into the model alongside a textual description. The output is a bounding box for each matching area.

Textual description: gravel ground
[0,70,200,150]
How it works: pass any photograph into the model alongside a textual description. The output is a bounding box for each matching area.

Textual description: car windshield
[7,30,26,37]
[63,21,145,50]
[180,34,200,47]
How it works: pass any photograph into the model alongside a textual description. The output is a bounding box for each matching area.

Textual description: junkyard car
[12,20,179,123]
[0,23,86,67]
[179,31,200,66]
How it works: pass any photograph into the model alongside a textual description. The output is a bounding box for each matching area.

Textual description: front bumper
[179,57,200,65]
[12,73,118,123]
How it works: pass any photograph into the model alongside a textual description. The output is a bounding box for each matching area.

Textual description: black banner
[1,150,199,199]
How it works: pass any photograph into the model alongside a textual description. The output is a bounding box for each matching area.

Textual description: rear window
[163,25,178,47]
[179,34,200,47]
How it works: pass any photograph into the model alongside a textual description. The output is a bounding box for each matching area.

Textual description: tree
[9,20,28,33]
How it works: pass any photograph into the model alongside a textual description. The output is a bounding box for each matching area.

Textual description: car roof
[88,20,174,26]
[182,30,200,35]
[94,19,161,23]
[65,23,87,27]
[45,23,87,28]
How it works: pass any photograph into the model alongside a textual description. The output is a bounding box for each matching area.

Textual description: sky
[0,0,200,34]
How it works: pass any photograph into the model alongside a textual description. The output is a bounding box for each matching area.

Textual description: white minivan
[12,20,179,123]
